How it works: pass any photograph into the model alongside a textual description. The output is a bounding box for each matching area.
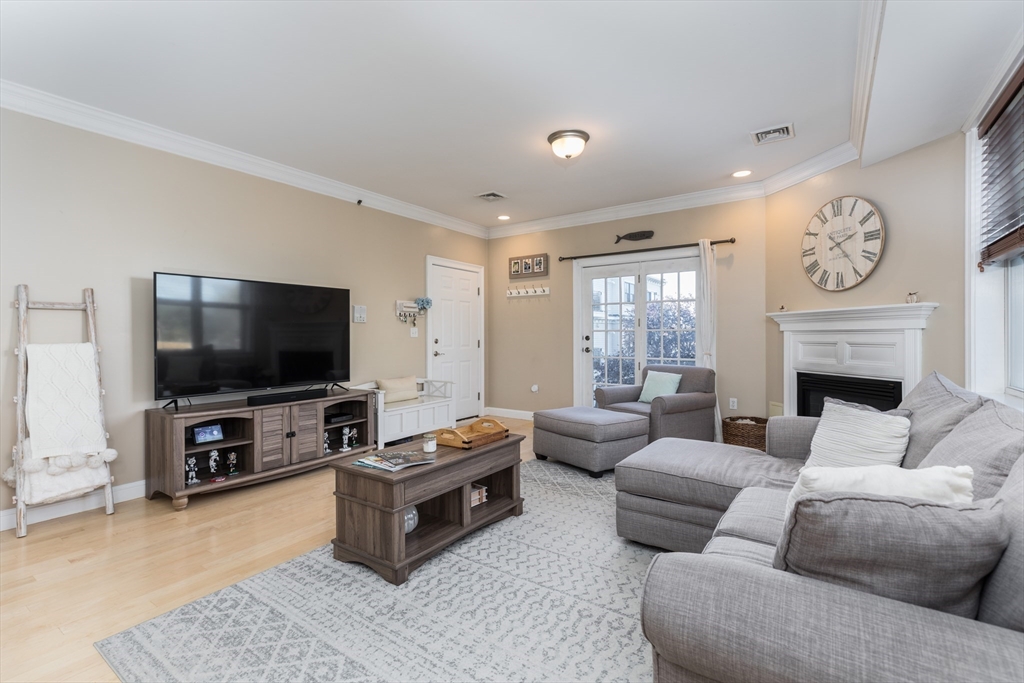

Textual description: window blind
[979,68,1023,267]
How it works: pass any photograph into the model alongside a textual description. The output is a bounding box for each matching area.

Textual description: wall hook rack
[506,285,550,298]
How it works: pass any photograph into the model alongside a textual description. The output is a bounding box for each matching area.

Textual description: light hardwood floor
[0,417,535,682]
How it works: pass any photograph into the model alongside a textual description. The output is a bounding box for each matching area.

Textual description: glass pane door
[578,257,700,405]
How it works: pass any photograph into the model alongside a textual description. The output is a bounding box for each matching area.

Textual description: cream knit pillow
[805,400,911,469]
[376,376,419,404]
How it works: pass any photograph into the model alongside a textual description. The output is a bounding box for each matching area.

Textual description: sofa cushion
[533,406,649,442]
[978,455,1024,632]
[824,396,913,419]
[786,464,974,516]
[774,491,1009,619]
[898,371,984,468]
[805,401,910,469]
[712,487,789,546]
[702,536,775,568]
[918,400,1024,500]
[605,401,652,417]
[615,438,801,512]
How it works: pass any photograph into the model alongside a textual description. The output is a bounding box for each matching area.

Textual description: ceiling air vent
[476,191,507,202]
[750,124,795,146]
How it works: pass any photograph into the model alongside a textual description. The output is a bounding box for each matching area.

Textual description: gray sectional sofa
[616,373,1024,682]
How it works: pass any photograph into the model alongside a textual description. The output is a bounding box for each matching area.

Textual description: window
[969,63,1023,406]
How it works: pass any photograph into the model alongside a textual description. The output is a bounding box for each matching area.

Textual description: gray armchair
[595,365,716,443]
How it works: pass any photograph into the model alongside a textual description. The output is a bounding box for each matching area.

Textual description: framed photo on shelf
[509,252,549,280]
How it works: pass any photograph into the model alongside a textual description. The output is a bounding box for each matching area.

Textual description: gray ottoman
[533,407,649,477]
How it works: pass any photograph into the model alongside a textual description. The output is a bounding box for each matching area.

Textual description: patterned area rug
[95,461,659,682]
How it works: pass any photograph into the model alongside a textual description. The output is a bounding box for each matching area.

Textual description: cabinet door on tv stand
[291,403,323,463]
[254,406,290,472]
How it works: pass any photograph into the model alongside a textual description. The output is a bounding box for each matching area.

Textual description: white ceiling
[0,1,1020,235]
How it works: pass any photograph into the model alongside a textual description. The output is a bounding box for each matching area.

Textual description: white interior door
[428,260,483,420]
[578,256,700,405]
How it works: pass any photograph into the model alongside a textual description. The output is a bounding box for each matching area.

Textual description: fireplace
[797,372,902,417]
[768,303,938,416]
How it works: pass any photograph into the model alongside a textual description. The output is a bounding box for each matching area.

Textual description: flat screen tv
[154,272,350,400]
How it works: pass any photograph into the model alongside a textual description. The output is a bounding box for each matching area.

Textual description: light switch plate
[410,327,418,338]
[353,305,367,323]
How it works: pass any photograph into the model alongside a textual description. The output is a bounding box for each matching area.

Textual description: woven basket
[722,416,768,452]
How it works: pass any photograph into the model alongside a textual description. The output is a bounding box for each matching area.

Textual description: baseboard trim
[0,479,146,532]
[483,407,534,421]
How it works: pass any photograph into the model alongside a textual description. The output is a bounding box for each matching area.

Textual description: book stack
[470,484,488,507]
[355,451,435,472]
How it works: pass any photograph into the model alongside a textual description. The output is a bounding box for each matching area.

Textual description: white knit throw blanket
[22,343,116,475]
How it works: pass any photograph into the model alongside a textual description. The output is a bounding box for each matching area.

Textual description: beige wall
[0,110,487,511]
[764,132,966,406]
[486,199,767,419]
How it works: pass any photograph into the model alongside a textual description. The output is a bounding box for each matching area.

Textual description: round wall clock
[801,195,884,291]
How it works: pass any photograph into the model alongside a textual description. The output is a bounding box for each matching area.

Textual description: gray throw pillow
[898,372,984,468]
[977,456,1024,631]
[919,400,1024,499]
[774,491,1009,618]
[823,396,912,419]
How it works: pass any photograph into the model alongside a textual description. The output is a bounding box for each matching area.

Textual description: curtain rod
[558,237,736,262]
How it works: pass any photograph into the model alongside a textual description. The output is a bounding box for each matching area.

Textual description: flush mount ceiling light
[547,130,590,159]
[497,215,510,220]
[732,170,752,178]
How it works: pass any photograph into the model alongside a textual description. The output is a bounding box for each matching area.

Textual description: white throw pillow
[786,464,975,516]
[376,376,420,404]
[805,401,911,469]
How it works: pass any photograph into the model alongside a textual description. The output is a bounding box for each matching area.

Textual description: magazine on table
[355,451,436,472]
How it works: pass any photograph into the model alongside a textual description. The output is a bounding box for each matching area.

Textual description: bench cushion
[615,438,801,512]
[533,406,648,443]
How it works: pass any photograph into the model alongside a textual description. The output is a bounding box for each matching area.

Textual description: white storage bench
[353,378,456,448]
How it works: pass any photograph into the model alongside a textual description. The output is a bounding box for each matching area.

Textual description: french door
[579,257,700,405]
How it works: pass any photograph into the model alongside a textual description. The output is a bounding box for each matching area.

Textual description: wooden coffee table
[330,434,525,585]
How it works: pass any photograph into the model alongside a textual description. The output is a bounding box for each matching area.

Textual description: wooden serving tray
[436,418,509,449]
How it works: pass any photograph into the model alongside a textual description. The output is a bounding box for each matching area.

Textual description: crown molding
[961,26,1024,133]
[761,141,859,196]
[849,0,886,156]
[0,80,488,239]
[488,182,765,238]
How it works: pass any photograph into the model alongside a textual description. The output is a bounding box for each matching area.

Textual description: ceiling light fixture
[732,170,752,178]
[547,130,590,159]
[498,215,510,221]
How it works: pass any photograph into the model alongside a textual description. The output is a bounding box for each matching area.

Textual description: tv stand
[146,388,375,510]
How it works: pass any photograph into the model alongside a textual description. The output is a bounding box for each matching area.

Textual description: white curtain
[698,239,723,442]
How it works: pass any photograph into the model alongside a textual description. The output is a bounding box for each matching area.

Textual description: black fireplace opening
[797,372,903,417]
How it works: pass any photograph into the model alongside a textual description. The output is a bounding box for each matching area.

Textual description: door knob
[434,351,445,357]
[583,347,591,353]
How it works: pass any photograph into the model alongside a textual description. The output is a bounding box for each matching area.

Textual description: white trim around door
[426,256,485,418]
[572,246,701,406]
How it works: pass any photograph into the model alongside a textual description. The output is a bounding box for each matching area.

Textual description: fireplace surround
[768,303,939,416]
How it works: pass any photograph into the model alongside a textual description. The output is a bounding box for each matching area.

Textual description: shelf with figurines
[184,445,251,489]
[322,424,369,456]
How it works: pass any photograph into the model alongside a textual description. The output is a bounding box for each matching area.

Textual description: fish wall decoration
[615,230,654,244]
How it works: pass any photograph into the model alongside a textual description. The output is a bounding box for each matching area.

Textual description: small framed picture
[510,252,550,279]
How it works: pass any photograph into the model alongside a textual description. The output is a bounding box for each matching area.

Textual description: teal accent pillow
[638,370,682,404]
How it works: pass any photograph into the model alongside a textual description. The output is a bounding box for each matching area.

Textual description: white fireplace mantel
[767,303,939,415]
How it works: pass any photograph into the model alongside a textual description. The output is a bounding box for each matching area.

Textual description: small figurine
[324,430,331,455]
[340,426,352,452]
[186,455,200,486]
[208,449,220,474]
[227,451,238,476]
[906,292,919,304]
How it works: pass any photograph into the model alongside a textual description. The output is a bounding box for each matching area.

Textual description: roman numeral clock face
[801,196,884,291]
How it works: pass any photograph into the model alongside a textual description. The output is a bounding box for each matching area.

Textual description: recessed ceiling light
[498,215,510,220]
[732,170,752,178]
